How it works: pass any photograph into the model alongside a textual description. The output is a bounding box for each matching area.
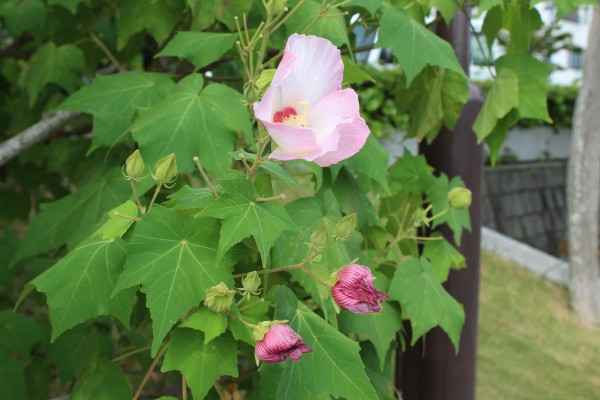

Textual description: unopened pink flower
[332,264,389,314]
[254,34,370,167]
[255,324,312,363]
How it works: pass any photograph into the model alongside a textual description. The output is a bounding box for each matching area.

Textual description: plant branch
[89,30,125,72]
[193,156,218,198]
[133,344,169,400]
[0,111,80,167]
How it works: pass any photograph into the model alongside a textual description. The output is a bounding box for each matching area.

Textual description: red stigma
[273,107,297,123]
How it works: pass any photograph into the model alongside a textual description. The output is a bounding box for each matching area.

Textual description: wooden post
[396,8,485,400]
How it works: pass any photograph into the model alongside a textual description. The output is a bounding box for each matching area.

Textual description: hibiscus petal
[309,89,361,133]
[312,118,370,167]
[280,34,344,106]
[261,121,322,161]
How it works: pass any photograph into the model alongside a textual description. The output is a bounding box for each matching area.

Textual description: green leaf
[157,32,236,70]
[0,311,46,359]
[180,306,228,343]
[346,0,383,14]
[162,329,239,400]
[71,359,132,400]
[164,185,214,212]
[25,42,84,105]
[47,0,84,13]
[473,68,519,142]
[343,135,389,190]
[285,0,349,47]
[228,299,271,345]
[113,206,233,355]
[495,53,552,122]
[200,179,296,268]
[129,74,251,176]
[502,3,542,53]
[378,8,465,84]
[116,0,183,50]
[187,0,253,30]
[16,168,139,260]
[431,0,458,23]
[389,258,464,350]
[259,161,301,188]
[58,72,174,152]
[428,174,471,245]
[342,58,375,85]
[362,342,396,400]
[481,6,503,50]
[273,286,378,400]
[388,150,435,194]
[422,234,466,282]
[0,0,54,39]
[485,109,520,165]
[31,237,134,340]
[338,274,402,370]
[331,168,381,229]
[97,200,138,240]
[0,353,27,400]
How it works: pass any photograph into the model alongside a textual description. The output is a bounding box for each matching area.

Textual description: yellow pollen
[283,100,310,127]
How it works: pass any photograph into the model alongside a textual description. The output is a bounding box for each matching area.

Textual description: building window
[563,11,579,22]
[569,51,583,69]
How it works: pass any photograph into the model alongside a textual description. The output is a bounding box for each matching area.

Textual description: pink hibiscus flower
[254,34,370,167]
[255,323,312,363]
[332,264,389,314]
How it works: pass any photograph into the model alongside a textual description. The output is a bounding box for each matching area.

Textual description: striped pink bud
[332,264,389,314]
[255,324,312,363]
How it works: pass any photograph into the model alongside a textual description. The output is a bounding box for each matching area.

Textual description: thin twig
[114,211,141,221]
[147,184,162,213]
[89,30,125,72]
[193,156,218,198]
[132,344,169,400]
[111,346,152,363]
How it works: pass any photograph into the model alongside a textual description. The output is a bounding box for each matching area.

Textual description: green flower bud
[125,149,145,181]
[243,80,260,104]
[252,319,289,341]
[334,213,356,240]
[310,224,329,249]
[204,282,235,313]
[152,153,178,186]
[448,187,472,210]
[242,271,261,294]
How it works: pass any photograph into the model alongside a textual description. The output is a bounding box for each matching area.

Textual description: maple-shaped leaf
[422,233,466,282]
[30,237,135,340]
[25,42,84,105]
[162,329,239,400]
[272,286,378,400]
[58,72,174,152]
[113,205,233,355]
[116,0,182,50]
[0,353,26,400]
[389,258,465,351]
[179,306,228,344]
[129,74,251,176]
[200,179,296,268]
[378,8,466,84]
[16,168,146,260]
[156,32,236,70]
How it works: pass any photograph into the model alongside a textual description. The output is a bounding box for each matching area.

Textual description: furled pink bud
[255,323,312,363]
[331,264,389,314]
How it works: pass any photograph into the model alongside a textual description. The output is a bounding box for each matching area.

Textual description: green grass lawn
[477,252,600,400]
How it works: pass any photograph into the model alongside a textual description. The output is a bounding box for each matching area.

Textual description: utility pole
[397,8,485,400]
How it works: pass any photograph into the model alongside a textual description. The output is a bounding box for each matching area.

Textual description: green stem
[111,345,152,363]
[130,180,145,214]
[193,156,218,198]
[132,344,169,400]
[232,263,303,279]
[147,183,162,213]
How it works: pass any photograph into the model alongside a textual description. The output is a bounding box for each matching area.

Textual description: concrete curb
[481,227,569,286]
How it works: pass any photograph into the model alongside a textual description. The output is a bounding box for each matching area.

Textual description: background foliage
[0,0,589,398]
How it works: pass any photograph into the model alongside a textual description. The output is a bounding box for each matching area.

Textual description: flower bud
[242,271,261,294]
[331,265,389,314]
[448,187,472,210]
[204,282,235,313]
[124,149,145,181]
[310,224,329,249]
[267,0,287,15]
[152,153,178,186]
[334,213,356,240]
[254,322,312,363]
[243,80,260,104]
